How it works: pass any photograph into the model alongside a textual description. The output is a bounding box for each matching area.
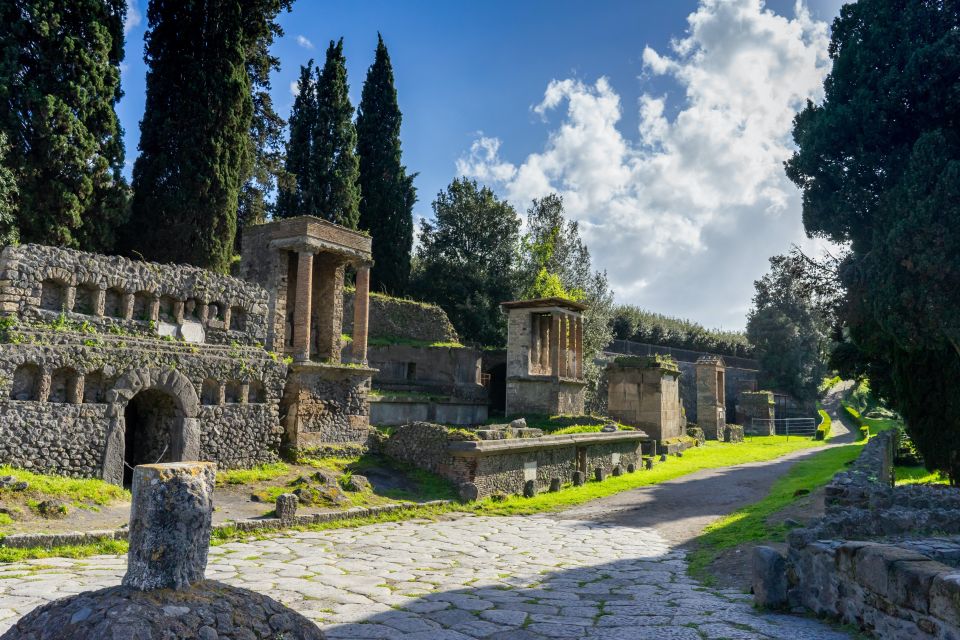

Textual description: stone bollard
[572,471,584,487]
[612,465,623,477]
[276,492,298,523]
[523,479,537,498]
[549,478,561,492]
[595,467,607,482]
[459,482,480,503]
[627,463,636,473]
[123,462,216,592]
[644,458,654,470]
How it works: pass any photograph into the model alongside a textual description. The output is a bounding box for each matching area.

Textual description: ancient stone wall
[757,431,960,638]
[367,344,485,399]
[606,356,684,441]
[0,329,286,480]
[0,244,269,346]
[281,364,374,447]
[737,391,775,435]
[343,291,458,344]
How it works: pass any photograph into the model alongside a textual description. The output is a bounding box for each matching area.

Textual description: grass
[687,442,865,584]
[895,465,949,485]
[215,462,289,486]
[816,407,831,441]
[0,465,128,508]
[0,539,128,564]
[367,335,465,349]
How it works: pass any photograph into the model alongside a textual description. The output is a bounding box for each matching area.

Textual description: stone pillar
[121,293,135,320]
[64,285,76,312]
[558,314,569,378]
[68,374,83,404]
[550,313,561,378]
[94,288,106,317]
[149,296,160,324]
[352,264,371,365]
[538,314,550,373]
[574,316,584,379]
[293,251,314,362]
[173,300,185,324]
[37,370,51,403]
[123,462,216,591]
[239,382,250,404]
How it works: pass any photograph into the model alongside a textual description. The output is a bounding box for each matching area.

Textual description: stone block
[276,493,298,523]
[930,573,960,628]
[179,320,205,344]
[523,479,537,498]
[122,462,216,592]
[549,478,561,492]
[611,465,623,477]
[723,424,744,443]
[459,482,479,503]
[853,544,931,599]
[572,471,584,487]
[595,467,607,482]
[753,546,788,609]
[626,463,636,473]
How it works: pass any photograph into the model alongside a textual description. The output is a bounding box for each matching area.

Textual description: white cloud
[289,80,300,97]
[296,35,314,49]
[124,1,142,35]
[457,0,834,329]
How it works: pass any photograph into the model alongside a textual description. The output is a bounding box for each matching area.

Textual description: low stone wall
[756,431,960,638]
[198,404,282,469]
[343,291,458,344]
[281,363,374,447]
[367,343,487,401]
[0,402,110,477]
[369,396,488,426]
[384,423,646,500]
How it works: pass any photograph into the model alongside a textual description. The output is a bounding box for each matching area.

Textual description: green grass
[0,539,128,564]
[0,466,128,507]
[366,335,465,349]
[687,443,865,584]
[895,465,949,485]
[215,462,289,486]
[471,436,823,517]
[819,375,842,393]
[816,407,831,441]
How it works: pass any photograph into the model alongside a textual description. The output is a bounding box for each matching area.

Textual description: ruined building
[0,216,373,484]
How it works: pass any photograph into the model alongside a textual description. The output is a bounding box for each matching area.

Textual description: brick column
[352,264,371,364]
[293,251,314,362]
[538,314,550,373]
[550,313,561,378]
[559,314,569,378]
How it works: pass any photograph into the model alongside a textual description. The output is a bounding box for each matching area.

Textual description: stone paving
[0,514,851,639]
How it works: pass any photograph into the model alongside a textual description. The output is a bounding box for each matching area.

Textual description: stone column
[239,382,250,404]
[68,374,83,404]
[293,251,314,362]
[352,264,371,365]
[121,293,135,320]
[37,370,51,403]
[64,285,76,312]
[149,296,160,324]
[558,314,569,378]
[94,288,106,317]
[550,313,561,378]
[173,300,185,324]
[123,462,216,591]
[538,314,550,373]
[574,316,584,379]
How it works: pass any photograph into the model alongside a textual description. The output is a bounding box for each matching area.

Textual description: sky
[117,0,848,331]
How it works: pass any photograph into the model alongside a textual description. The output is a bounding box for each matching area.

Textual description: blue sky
[118,0,846,330]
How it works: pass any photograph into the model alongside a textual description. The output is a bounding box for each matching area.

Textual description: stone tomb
[696,355,726,440]
[241,216,377,447]
[501,297,587,417]
[606,356,684,442]
[737,390,776,436]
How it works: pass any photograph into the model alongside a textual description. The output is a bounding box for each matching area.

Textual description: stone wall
[756,431,960,638]
[0,244,269,346]
[281,363,374,447]
[343,291,458,344]
[385,424,645,500]
[369,397,488,426]
[606,356,684,442]
[366,344,485,400]
[737,391,775,436]
[0,328,286,480]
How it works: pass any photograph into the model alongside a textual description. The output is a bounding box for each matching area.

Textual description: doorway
[123,389,178,485]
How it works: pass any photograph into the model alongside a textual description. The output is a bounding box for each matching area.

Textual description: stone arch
[101,368,201,485]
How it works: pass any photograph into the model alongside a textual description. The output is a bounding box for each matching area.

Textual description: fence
[751,417,818,438]
[605,339,759,371]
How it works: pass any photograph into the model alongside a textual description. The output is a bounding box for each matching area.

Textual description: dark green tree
[785,0,960,480]
[0,0,128,250]
[236,0,294,250]
[411,179,519,346]
[746,252,833,404]
[0,133,19,246]
[357,34,416,295]
[126,0,287,272]
[311,39,360,228]
[275,61,317,218]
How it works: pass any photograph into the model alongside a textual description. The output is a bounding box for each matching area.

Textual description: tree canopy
[411,178,519,347]
[785,0,960,480]
[275,61,316,219]
[0,0,128,251]
[357,34,416,296]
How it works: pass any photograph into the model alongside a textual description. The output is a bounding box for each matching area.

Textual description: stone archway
[101,369,200,485]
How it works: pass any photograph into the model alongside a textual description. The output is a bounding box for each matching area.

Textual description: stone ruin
[1,461,323,639]
[0,215,374,484]
[606,355,685,443]
[695,355,726,440]
[737,390,776,436]
[501,297,587,417]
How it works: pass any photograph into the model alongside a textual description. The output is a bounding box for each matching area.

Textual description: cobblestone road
[0,514,849,639]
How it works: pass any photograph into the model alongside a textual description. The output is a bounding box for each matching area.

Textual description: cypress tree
[126,0,264,272]
[0,133,19,246]
[357,34,416,295]
[0,0,128,251]
[275,61,317,219]
[236,0,293,249]
[311,39,360,228]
